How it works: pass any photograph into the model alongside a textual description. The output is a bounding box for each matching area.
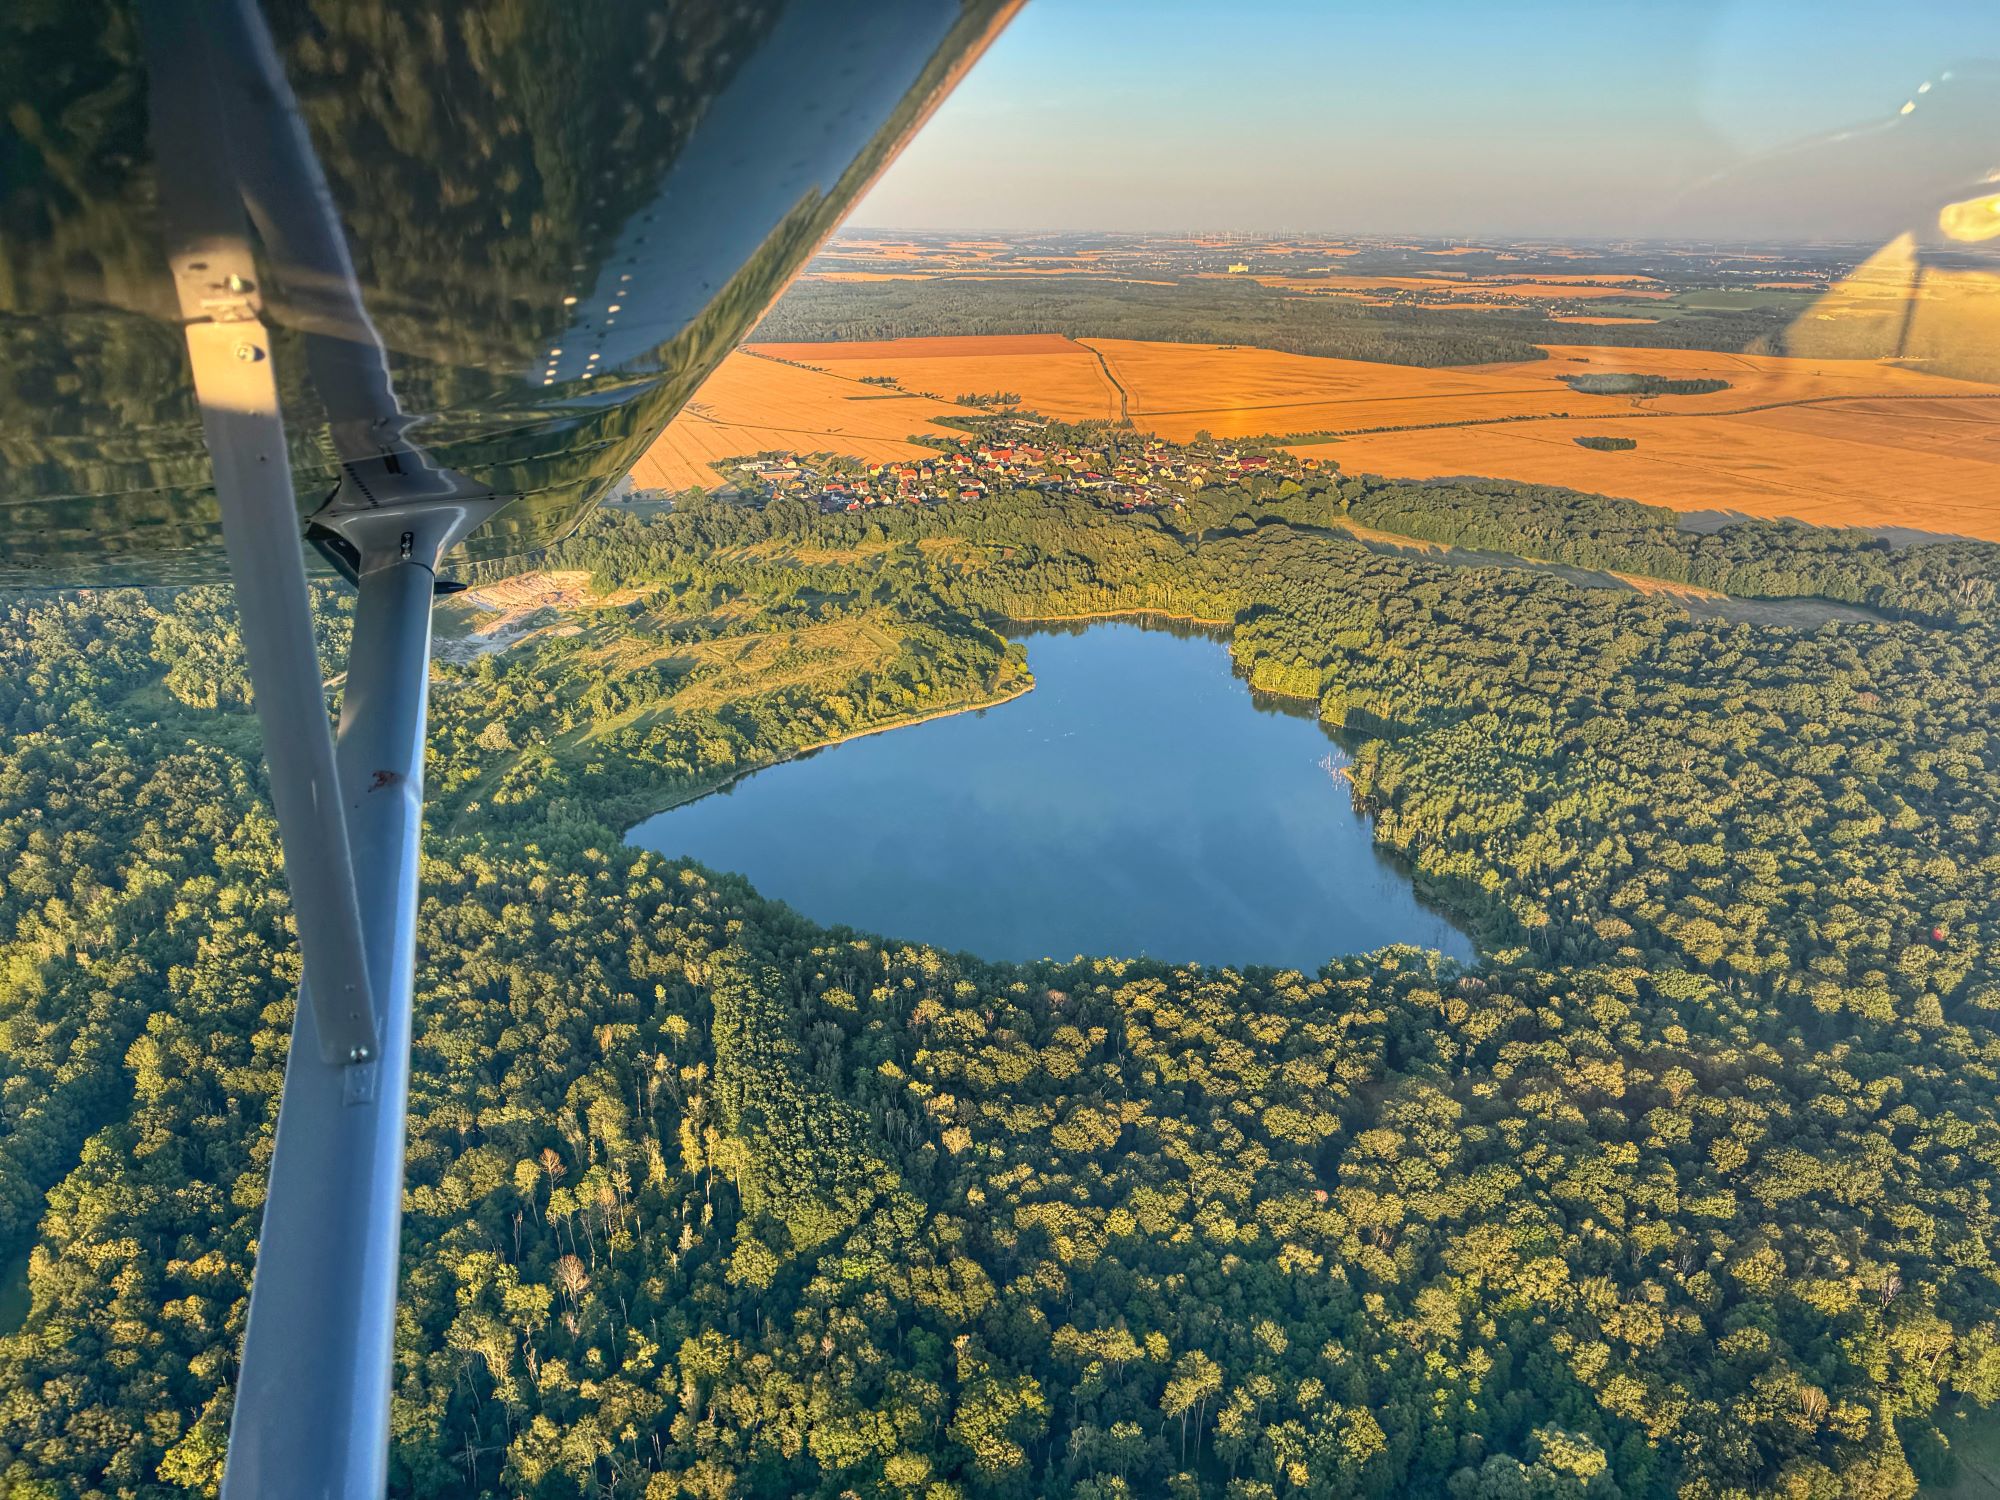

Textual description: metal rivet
[347,1045,372,1063]
[226,274,255,293]
[234,343,264,362]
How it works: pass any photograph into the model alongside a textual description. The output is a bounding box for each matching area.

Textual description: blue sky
[855,0,2000,238]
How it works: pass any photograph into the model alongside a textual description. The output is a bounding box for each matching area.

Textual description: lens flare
[1939,192,2000,243]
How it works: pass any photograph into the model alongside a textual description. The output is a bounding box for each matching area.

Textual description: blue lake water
[627,621,1475,970]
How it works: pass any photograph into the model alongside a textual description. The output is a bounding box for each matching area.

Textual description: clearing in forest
[435,570,597,661]
[621,615,903,719]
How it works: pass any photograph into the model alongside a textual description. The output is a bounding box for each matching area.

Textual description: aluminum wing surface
[0,0,1018,583]
[0,4,1017,1495]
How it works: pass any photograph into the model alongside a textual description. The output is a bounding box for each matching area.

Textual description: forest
[2,464,1999,1499]
[750,278,1798,368]
[1339,478,2000,627]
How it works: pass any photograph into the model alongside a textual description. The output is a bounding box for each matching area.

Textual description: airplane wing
[0,1,1017,1492]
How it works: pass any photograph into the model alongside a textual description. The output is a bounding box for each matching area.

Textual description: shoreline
[624,675,1036,829]
[623,610,1273,834]
[1009,605,1323,707]
[622,606,1280,832]
[614,618,1479,962]
[1005,606,1236,629]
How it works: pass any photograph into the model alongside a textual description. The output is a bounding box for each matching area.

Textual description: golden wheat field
[755,335,1127,423]
[1314,400,2000,538]
[630,352,975,491]
[640,334,2000,538]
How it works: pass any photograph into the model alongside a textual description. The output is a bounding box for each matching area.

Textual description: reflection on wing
[0,0,1020,582]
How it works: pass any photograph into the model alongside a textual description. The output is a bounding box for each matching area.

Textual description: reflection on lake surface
[627,621,1475,970]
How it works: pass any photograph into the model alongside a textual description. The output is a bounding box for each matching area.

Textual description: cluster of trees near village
[3,448,2000,1499]
[1559,376,1732,398]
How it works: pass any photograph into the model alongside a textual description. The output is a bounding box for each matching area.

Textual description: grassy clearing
[1336,521,1881,627]
[1925,1406,2000,1498]
[726,535,985,570]
[663,617,902,717]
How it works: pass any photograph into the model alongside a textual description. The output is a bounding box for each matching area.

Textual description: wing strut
[142,2,498,1493]
[148,8,379,1071]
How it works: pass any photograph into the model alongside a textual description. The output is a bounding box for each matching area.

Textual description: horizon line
[831,226,1904,249]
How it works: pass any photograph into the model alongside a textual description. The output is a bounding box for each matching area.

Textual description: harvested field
[1306,402,2000,538]
[836,239,924,259]
[632,352,974,490]
[645,333,2000,538]
[757,334,1122,423]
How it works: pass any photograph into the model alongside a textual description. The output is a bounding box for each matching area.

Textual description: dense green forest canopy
[1336,477,1999,627]
[3,463,1999,1499]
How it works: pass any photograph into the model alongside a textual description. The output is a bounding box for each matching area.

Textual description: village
[658,418,1323,517]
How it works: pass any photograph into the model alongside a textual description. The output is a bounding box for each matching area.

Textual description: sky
[854,0,2000,240]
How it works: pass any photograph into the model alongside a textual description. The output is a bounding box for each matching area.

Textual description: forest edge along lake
[626,620,1476,971]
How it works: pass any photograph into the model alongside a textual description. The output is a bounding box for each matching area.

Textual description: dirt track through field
[1079,339,1130,422]
[1288,388,2000,439]
[641,335,2000,538]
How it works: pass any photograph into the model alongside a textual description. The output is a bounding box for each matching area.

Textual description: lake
[627,620,1475,970]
